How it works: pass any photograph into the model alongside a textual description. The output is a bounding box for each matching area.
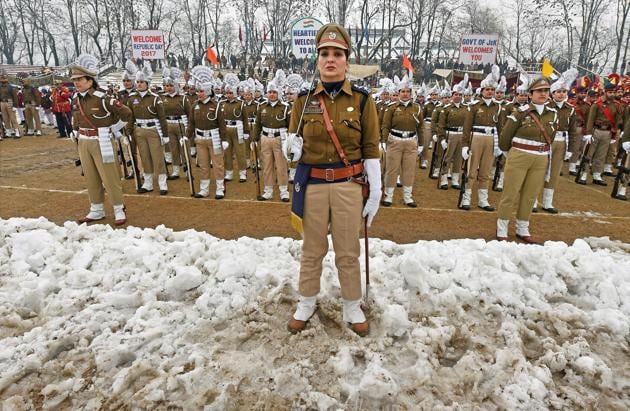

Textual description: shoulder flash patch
[93,90,105,98]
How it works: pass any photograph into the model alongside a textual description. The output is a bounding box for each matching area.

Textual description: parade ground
[1,127,629,244]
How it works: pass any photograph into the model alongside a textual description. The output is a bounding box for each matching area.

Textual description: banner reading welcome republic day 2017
[290,17,324,59]
[458,34,499,65]
[131,30,165,60]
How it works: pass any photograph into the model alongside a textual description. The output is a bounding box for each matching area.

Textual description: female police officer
[285,24,381,337]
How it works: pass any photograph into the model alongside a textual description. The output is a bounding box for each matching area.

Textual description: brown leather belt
[310,163,364,182]
[79,128,99,136]
[512,141,550,152]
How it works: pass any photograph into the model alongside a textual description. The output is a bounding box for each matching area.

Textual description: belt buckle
[325,168,334,182]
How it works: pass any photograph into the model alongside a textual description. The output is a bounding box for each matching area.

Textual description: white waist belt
[512,137,549,156]
[554,131,568,142]
[196,128,219,138]
[78,135,99,140]
[167,119,182,124]
[136,118,158,124]
[391,129,417,138]
[473,126,497,136]
[262,126,285,133]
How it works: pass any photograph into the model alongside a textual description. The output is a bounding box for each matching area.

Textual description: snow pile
[0,217,629,409]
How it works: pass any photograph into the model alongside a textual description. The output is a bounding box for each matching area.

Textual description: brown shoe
[287,318,308,334]
[350,321,369,337]
[516,234,538,244]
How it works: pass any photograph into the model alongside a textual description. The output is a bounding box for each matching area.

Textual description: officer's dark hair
[317,48,350,59]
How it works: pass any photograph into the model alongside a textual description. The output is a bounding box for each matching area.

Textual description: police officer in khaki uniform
[252,78,291,201]
[286,23,381,337]
[69,54,131,225]
[220,74,250,182]
[421,85,440,168]
[126,62,171,195]
[161,67,192,180]
[437,76,468,189]
[579,80,624,185]
[240,79,259,169]
[461,66,504,211]
[540,69,578,213]
[429,86,451,179]
[615,106,630,200]
[0,71,20,138]
[497,76,556,243]
[21,78,43,136]
[188,65,228,199]
[381,74,422,207]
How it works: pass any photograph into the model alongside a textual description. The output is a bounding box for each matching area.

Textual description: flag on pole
[207,45,219,65]
[402,53,415,74]
[239,26,243,43]
[542,58,554,77]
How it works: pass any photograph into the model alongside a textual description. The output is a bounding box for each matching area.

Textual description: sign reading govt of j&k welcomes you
[290,17,324,59]
[458,34,499,65]
[131,30,165,60]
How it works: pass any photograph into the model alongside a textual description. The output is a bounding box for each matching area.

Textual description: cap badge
[328,32,337,40]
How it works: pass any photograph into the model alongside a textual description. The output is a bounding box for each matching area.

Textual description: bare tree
[613,0,630,72]
[0,0,19,64]
[322,0,353,27]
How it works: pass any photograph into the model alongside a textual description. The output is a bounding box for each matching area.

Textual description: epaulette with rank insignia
[93,89,105,98]
[129,91,138,96]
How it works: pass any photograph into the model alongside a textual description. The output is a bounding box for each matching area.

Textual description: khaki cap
[316,23,351,50]
[69,65,97,80]
[528,76,551,92]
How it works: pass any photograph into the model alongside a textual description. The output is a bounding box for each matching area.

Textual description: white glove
[380,142,387,153]
[610,138,616,145]
[70,130,78,143]
[417,146,424,155]
[440,139,448,150]
[120,135,129,146]
[243,133,250,140]
[179,136,188,146]
[432,134,437,142]
[582,134,592,144]
[493,147,503,157]
[462,147,470,160]
[161,136,169,145]
[623,141,630,153]
[285,133,303,162]
[362,159,382,227]
[250,142,256,151]
[221,141,229,150]
[564,151,572,161]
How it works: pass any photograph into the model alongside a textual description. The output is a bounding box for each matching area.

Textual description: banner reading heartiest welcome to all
[458,34,499,65]
[290,17,324,60]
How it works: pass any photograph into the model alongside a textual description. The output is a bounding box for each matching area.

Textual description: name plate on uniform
[304,99,323,114]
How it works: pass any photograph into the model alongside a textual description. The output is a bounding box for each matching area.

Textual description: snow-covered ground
[0,217,629,410]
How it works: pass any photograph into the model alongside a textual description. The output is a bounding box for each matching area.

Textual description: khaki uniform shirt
[219,98,250,134]
[117,88,134,106]
[437,102,467,140]
[0,82,17,103]
[463,99,503,147]
[585,98,624,135]
[570,99,590,128]
[187,97,225,140]
[548,100,577,144]
[242,99,259,130]
[126,91,168,136]
[288,79,379,164]
[430,104,444,135]
[381,101,422,141]
[161,93,192,118]
[252,100,290,141]
[422,100,438,121]
[499,104,557,151]
[72,88,131,130]
[21,85,41,105]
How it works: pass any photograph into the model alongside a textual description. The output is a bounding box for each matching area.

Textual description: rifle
[124,133,142,191]
[428,136,439,179]
[492,155,504,191]
[117,139,129,179]
[436,136,449,189]
[458,156,470,208]
[73,137,84,176]
[611,151,628,198]
[575,141,591,183]
[252,140,263,200]
[178,121,195,196]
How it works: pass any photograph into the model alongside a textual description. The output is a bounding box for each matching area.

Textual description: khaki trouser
[421,121,431,161]
[544,140,565,190]
[498,148,548,221]
[587,129,612,174]
[605,132,619,165]
[569,126,584,163]
[440,132,463,175]
[78,137,124,205]
[223,126,246,171]
[134,127,166,175]
[196,137,224,181]
[384,136,417,187]
[24,104,41,131]
[245,121,255,160]
[166,123,183,166]
[261,136,288,186]
[469,134,495,190]
[299,181,363,301]
[0,101,19,130]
